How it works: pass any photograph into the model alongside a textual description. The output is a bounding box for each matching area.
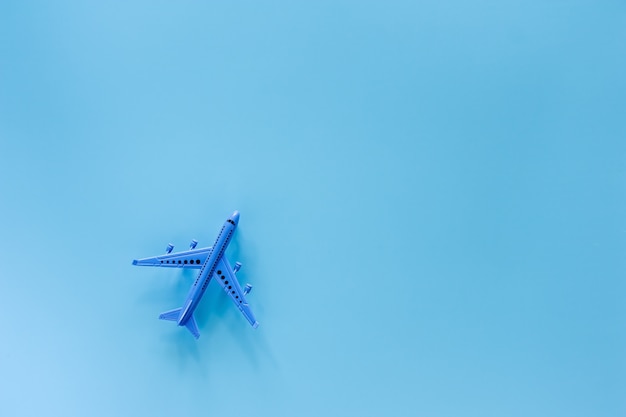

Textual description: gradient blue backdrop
[0,1,624,416]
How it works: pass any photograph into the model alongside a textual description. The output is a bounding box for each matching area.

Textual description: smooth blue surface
[0,1,625,416]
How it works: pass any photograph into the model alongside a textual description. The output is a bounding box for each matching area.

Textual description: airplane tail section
[159,308,182,321]
[158,308,200,339]
[184,315,200,339]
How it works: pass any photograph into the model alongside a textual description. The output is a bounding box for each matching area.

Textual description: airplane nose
[230,211,240,225]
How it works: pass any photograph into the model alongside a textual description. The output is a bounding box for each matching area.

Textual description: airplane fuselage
[177,212,239,326]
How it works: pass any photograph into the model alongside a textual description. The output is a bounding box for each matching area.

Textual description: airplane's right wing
[213,257,259,328]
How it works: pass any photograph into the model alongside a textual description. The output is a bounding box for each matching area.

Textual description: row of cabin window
[161,259,201,265]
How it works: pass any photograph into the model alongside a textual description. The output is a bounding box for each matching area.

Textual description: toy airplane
[132,210,258,339]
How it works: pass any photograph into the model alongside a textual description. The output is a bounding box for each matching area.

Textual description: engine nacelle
[233,262,242,273]
[243,284,252,295]
[166,243,174,254]
[189,239,198,250]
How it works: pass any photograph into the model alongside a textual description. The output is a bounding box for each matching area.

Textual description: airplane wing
[132,247,212,269]
[214,257,259,328]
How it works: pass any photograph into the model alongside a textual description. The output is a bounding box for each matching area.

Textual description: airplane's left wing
[214,257,259,328]
[133,247,212,269]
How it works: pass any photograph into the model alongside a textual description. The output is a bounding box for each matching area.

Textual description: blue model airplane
[132,211,258,339]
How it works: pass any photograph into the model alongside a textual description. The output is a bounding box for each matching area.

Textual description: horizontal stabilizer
[185,315,200,339]
[159,308,182,322]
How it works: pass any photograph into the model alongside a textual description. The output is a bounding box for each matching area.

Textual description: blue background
[0,1,624,416]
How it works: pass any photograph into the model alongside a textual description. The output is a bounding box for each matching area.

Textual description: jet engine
[189,239,198,250]
[233,262,242,273]
[243,284,252,295]
[166,244,174,254]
